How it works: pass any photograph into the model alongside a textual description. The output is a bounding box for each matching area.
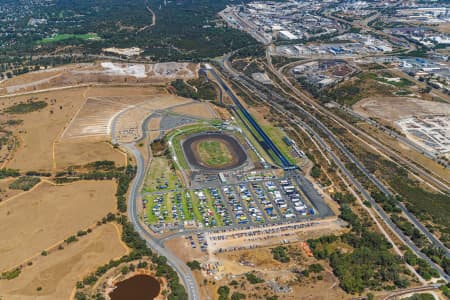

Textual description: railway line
[262,51,450,257]
[218,56,449,281]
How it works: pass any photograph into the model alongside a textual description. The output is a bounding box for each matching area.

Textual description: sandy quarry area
[0,62,199,96]
[0,65,83,95]
[353,97,450,123]
[0,223,128,300]
[0,180,117,272]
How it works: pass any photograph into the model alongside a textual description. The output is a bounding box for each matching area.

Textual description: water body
[109,275,161,300]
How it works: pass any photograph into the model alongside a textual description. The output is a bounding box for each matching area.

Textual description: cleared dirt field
[0,62,198,95]
[170,102,218,119]
[55,140,126,170]
[112,95,192,143]
[85,85,167,98]
[0,180,116,272]
[2,88,88,171]
[213,244,347,300]
[438,23,450,34]
[353,97,450,123]
[147,116,162,131]
[0,223,128,300]
[60,86,171,140]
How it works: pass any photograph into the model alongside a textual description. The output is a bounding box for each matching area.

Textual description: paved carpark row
[275,178,312,219]
[246,182,270,223]
[144,176,320,230]
[260,180,285,222]
[219,187,239,225]
[207,187,230,227]
[233,184,256,225]
[207,220,318,240]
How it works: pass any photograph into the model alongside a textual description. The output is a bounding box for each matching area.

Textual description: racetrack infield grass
[196,139,233,168]
[167,123,217,170]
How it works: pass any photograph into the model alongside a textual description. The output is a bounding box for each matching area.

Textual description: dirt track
[182,132,247,171]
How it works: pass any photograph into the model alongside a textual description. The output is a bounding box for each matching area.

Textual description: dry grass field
[84,85,167,98]
[54,140,126,170]
[1,88,88,171]
[0,65,82,95]
[0,223,128,300]
[170,102,218,119]
[0,68,208,299]
[0,180,116,272]
[1,85,189,171]
[0,178,23,202]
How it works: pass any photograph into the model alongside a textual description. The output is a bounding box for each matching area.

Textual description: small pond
[109,274,161,300]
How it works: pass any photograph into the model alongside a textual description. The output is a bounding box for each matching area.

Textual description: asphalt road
[260,53,450,258]
[264,62,450,259]
[204,67,294,169]
[218,59,449,281]
[123,143,200,300]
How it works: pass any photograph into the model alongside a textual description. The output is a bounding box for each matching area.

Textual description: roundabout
[182,132,247,171]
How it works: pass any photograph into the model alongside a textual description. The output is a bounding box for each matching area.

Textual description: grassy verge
[205,190,223,227]
[261,125,296,165]
[143,157,179,193]
[189,191,204,224]
[232,109,275,165]
[145,195,159,224]
[181,192,193,221]
[37,33,100,44]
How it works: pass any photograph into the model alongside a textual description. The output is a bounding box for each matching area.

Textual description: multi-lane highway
[268,50,450,191]
[262,55,450,258]
[218,57,449,281]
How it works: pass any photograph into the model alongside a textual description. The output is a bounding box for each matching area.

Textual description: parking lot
[143,171,328,234]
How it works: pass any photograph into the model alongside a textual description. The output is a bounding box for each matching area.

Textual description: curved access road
[123,142,200,300]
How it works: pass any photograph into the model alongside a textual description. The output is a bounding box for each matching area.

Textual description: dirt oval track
[182,132,247,171]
